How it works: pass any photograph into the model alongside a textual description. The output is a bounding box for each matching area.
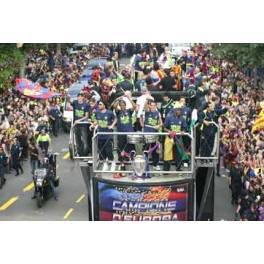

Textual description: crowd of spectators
[0,45,94,187]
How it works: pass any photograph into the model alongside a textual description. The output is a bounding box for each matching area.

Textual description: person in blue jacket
[141,100,163,171]
[11,137,23,176]
[134,49,147,82]
[198,101,228,157]
[91,101,117,171]
[112,93,136,170]
[72,93,89,156]
[164,107,187,171]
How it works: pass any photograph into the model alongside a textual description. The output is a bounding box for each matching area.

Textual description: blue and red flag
[16,78,60,99]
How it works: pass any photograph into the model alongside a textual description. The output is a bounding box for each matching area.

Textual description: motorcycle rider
[32,151,58,201]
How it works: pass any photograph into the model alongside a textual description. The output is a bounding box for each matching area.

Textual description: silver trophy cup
[132,155,146,177]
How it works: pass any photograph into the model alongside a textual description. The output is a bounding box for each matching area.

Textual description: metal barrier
[193,121,220,167]
[92,131,194,176]
[70,120,220,172]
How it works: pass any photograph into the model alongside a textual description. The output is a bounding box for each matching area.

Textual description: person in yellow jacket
[36,129,51,154]
[171,61,182,90]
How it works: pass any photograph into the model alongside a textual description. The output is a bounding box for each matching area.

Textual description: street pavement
[0,129,235,221]
[214,171,236,220]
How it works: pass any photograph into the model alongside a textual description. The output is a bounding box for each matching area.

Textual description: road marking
[76,194,85,203]
[23,181,34,192]
[63,208,74,219]
[61,148,69,152]
[0,196,19,211]
[63,152,70,160]
[56,164,59,169]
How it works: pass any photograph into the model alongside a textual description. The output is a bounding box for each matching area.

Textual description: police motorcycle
[34,150,59,208]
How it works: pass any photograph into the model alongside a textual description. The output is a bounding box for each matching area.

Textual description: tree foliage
[0,43,71,89]
[0,44,24,89]
[211,43,264,68]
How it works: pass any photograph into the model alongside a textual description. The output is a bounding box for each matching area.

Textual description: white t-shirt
[123,97,133,109]
[158,53,173,69]
[136,95,147,118]
[191,109,198,122]
[136,94,153,118]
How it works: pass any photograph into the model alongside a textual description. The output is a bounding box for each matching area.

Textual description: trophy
[130,151,150,179]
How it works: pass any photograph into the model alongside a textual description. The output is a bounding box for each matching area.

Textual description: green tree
[0,44,24,89]
[0,43,57,89]
[211,43,264,68]
[0,43,75,89]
